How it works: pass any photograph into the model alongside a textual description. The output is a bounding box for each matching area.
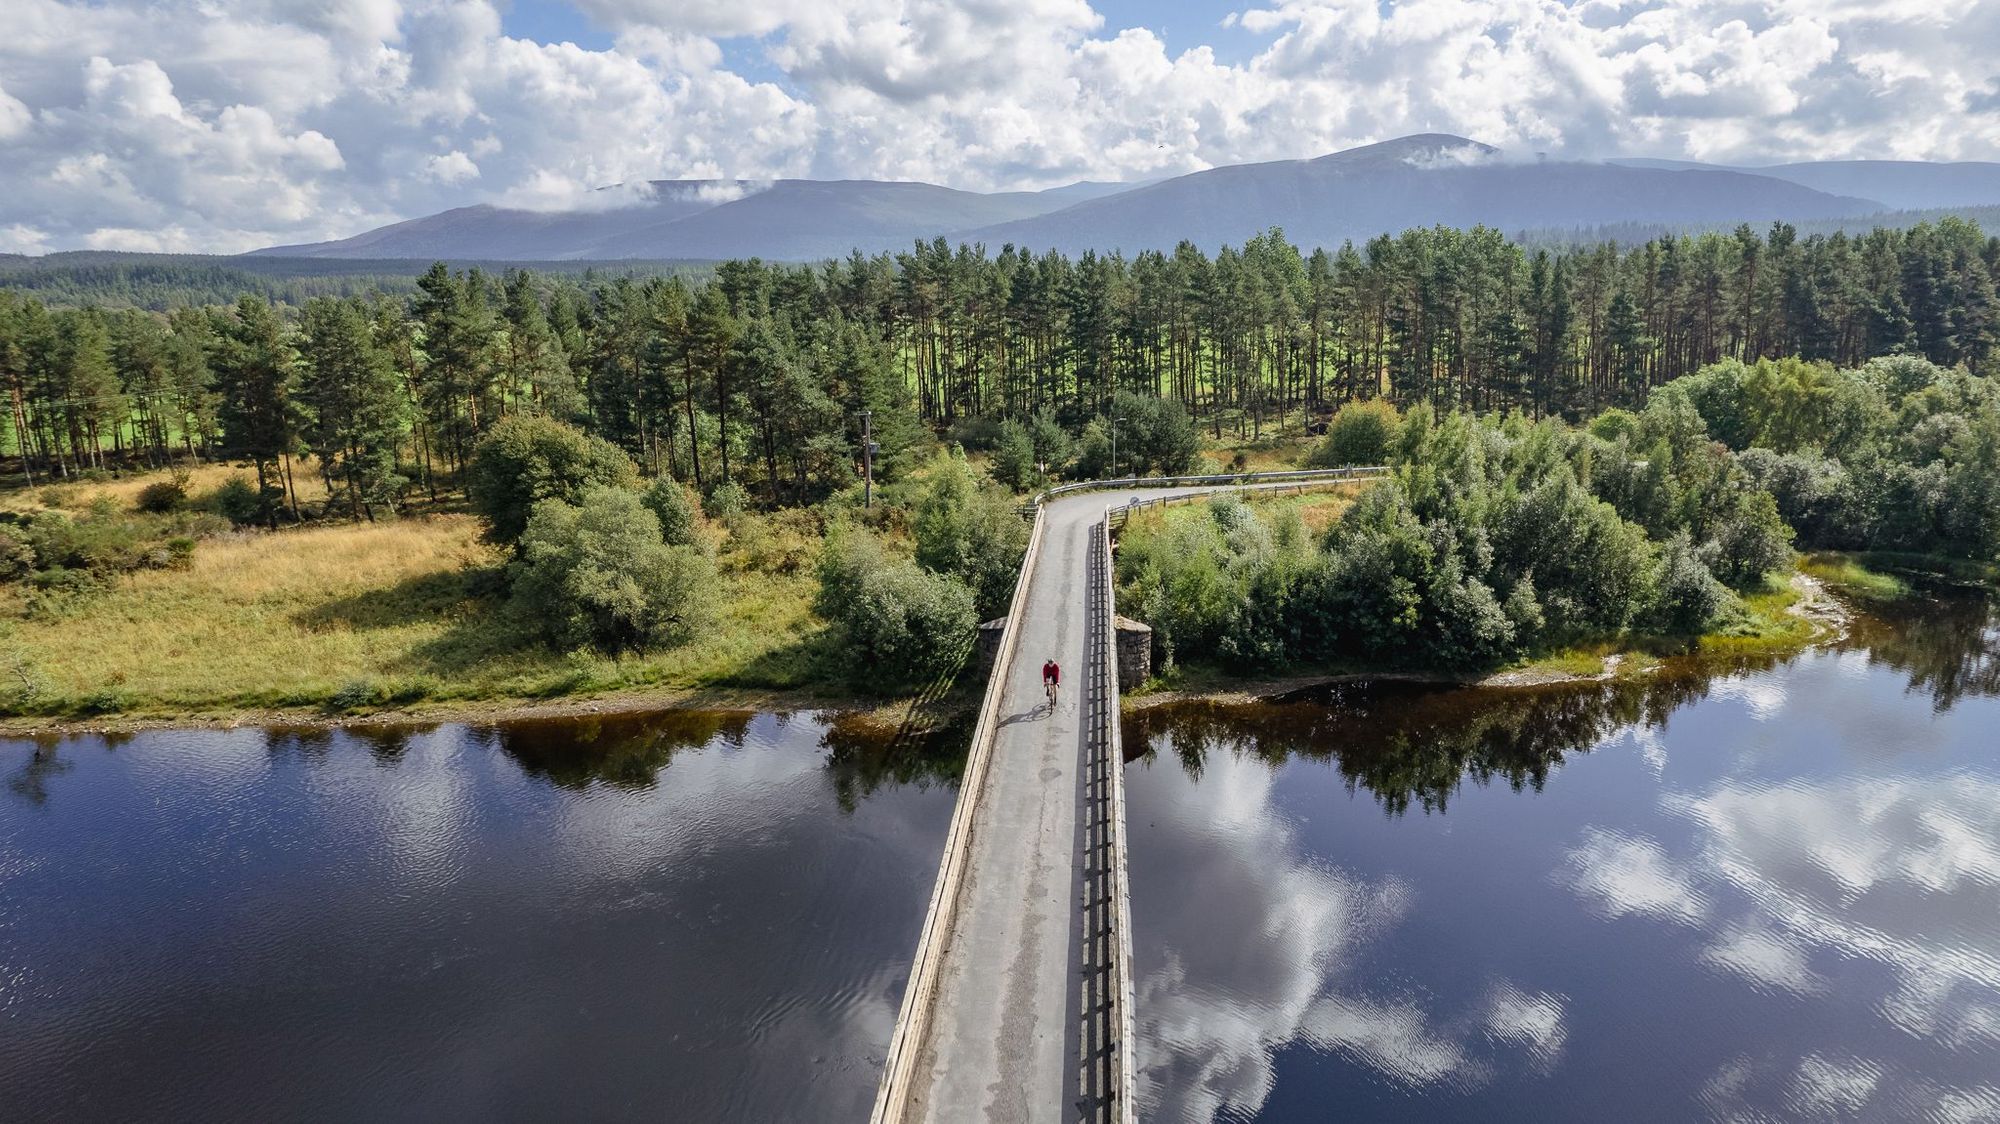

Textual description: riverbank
[0,680,974,739]
[0,495,1938,741]
[1124,566,1861,712]
[0,504,928,734]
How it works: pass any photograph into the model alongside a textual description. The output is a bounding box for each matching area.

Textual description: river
[1124,586,2000,1122]
[0,709,960,1122]
[5,588,1997,1122]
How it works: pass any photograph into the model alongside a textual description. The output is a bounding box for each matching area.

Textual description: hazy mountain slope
[583,180,1095,260]
[255,134,1943,262]
[1741,162,2000,211]
[1611,158,2000,211]
[967,137,1882,254]
[253,183,735,260]
[259,179,1134,261]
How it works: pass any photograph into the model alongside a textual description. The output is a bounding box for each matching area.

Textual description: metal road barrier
[1088,517,1136,1122]
[1026,465,1391,517]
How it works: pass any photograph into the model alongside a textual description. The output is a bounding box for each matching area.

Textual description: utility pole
[1111,416,1128,479]
[857,409,875,508]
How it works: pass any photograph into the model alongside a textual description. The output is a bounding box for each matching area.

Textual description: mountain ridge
[250,134,2000,263]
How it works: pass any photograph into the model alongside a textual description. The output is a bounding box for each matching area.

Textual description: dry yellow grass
[0,458,337,515]
[0,511,832,718]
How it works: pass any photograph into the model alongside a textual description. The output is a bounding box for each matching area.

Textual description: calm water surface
[0,709,960,1122]
[1126,589,2000,1123]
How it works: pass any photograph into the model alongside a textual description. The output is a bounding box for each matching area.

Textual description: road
[905,483,1232,1123]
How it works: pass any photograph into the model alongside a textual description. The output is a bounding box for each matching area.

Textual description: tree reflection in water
[481,710,756,789]
[1127,584,2000,815]
[1837,583,2000,710]
[289,707,975,809]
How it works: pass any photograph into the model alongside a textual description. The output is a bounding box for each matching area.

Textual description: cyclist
[1042,659,1061,707]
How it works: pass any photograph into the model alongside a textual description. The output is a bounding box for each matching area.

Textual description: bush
[946,414,1007,452]
[329,679,386,713]
[1702,490,1795,588]
[1650,533,1733,635]
[912,452,1030,616]
[207,475,265,527]
[640,477,700,546]
[466,415,638,546]
[816,530,977,685]
[703,480,749,521]
[1072,391,1199,478]
[1586,408,1641,443]
[1309,400,1400,467]
[989,419,1038,492]
[511,486,717,651]
[0,527,34,582]
[134,479,188,514]
[726,509,819,575]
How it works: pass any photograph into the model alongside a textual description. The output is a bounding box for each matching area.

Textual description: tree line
[1,219,1996,522]
[1122,351,2000,678]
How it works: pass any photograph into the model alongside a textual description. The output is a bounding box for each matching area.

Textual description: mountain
[258,134,1922,262]
[1611,158,2000,211]
[595,180,1086,261]
[966,135,1884,255]
[254,179,1128,261]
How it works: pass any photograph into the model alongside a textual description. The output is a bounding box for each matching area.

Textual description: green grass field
[0,501,853,721]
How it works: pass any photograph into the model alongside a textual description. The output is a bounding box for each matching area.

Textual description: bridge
[872,468,1387,1124]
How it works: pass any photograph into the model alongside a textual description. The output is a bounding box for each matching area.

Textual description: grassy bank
[0,508,853,723]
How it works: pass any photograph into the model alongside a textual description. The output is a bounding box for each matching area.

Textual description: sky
[1,0,1997,254]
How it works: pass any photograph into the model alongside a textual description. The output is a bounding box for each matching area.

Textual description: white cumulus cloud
[3,0,2000,251]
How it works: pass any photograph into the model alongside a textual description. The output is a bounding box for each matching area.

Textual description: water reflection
[1837,586,2000,710]
[0,708,964,1122]
[1125,669,1727,816]
[5,744,69,805]
[1128,588,2000,1122]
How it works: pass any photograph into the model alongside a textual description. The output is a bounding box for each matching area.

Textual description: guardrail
[870,503,1050,1124]
[1095,517,1137,1122]
[1026,465,1390,516]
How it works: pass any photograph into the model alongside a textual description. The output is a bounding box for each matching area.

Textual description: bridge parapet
[870,504,1049,1124]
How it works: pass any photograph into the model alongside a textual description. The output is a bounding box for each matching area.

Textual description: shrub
[725,509,819,575]
[23,567,101,619]
[946,414,1007,452]
[207,475,265,527]
[134,479,188,514]
[1650,533,1734,635]
[0,527,34,582]
[1702,490,1795,588]
[702,479,750,521]
[329,679,385,713]
[989,419,1038,492]
[511,486,716,651]
[1586,408,1641,443]
[640,477,700,546]
[816,530,977,685]
[1489,472,1655,639]
[1309,400,1401,467]
[466,415,637,546]
[912,452,1030,617]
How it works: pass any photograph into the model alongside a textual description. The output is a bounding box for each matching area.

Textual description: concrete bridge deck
[874,471,1387,1124]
